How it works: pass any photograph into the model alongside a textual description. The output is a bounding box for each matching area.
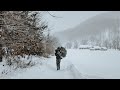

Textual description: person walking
[55,47,67,70]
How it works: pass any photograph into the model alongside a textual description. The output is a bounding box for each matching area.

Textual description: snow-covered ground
[0,56,84,79]
[0,49,120,79]
[67,49,120,79]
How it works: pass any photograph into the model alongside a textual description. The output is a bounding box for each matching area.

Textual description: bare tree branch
[47,11,62,18]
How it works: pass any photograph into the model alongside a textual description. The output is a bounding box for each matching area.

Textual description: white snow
[0,49,120,79]
[79,45,92,49]
[66,49,120,79]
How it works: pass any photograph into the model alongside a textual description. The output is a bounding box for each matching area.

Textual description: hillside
[54,11,120,44]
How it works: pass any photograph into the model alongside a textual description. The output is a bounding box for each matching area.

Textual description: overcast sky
[43,11,109,34]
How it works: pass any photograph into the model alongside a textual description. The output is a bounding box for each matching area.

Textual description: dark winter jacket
[55,49,62,59]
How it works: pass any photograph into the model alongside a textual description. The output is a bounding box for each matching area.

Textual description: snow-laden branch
[47,11,62,18]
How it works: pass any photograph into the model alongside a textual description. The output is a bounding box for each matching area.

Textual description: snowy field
[67,49,120,79]
[0,49,120,79]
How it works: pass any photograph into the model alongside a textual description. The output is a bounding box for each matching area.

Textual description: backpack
[60,47,67,58]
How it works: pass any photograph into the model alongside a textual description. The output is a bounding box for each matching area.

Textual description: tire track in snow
[67,61,104,79]
[62,60,85,79]
[67,64,86,79]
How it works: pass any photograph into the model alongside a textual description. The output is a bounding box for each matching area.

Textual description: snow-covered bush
[4,55,36,70]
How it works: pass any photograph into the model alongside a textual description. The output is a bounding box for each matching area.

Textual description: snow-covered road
[1,49,119,79]
[0,55,100,79]
[5,57,85,79]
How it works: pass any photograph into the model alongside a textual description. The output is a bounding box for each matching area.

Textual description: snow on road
[7,56,90,79]
[9,57,76,79]
[66,49,120,79]
[1,49,119,79]
[0,55,97,79]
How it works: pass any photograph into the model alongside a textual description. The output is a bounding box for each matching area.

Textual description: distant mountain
[54,11,120,44]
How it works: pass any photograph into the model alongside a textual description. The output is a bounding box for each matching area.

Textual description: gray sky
[43,11,109,34]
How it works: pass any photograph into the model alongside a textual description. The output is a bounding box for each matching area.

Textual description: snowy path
[0,49,111,79]
[7,57,85,79]
[0,56,92,79]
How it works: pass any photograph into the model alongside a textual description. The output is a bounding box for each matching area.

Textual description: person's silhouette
[55,47,67,70]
